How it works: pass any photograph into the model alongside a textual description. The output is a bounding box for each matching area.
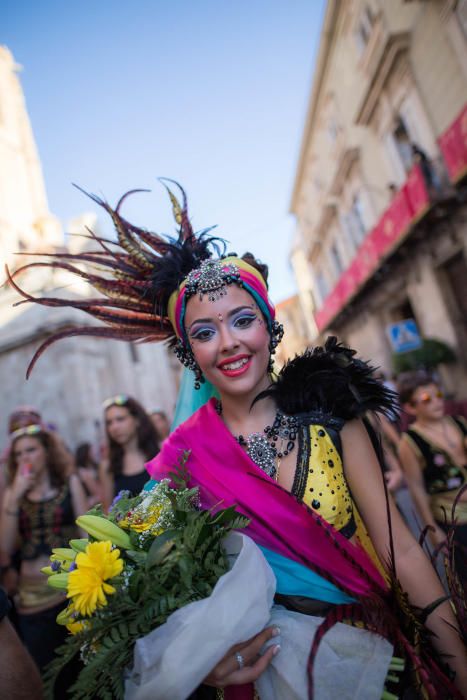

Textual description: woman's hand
[204,626,280,689]
[10,465,35,503]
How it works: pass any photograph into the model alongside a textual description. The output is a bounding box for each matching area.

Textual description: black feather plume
[256,336,399,421]
[150,230,226,316]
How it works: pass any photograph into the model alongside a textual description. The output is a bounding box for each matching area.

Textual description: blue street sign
[386,319,423,354]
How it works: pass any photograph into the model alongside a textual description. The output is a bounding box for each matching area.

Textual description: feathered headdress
[6,180,227,378]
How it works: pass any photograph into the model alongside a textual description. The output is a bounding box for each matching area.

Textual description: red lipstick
[217,354,252,377]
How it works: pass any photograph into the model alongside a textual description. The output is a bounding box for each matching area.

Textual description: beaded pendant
[239,433,277,479]
[217,400,299,479]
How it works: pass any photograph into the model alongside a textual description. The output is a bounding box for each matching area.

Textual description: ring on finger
[235,652,245,670]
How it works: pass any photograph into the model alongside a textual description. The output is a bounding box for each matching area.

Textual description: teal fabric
[171,367,219,431]
[259,546,354,604]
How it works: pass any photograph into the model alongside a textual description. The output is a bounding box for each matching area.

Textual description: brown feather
[26,325,170,379]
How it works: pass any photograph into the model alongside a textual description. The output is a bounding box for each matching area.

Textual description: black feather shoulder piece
[257,336,399,423]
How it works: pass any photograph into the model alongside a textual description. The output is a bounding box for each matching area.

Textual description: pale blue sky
[3,0,326,301]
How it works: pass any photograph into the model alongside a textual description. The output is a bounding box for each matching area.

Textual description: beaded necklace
[216,401,298,480]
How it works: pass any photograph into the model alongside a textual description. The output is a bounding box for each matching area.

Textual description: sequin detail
[292,424,355,536]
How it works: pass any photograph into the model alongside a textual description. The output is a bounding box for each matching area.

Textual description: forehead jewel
[184,259,241,303]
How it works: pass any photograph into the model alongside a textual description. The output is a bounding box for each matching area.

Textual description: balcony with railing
[313,103,467,333]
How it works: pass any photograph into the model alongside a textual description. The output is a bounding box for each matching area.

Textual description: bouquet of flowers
[42,464,250,700]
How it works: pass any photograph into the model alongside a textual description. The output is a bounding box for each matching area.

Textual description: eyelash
[234,314,257,328]
[190,328,215,342]
[190,314,257,342]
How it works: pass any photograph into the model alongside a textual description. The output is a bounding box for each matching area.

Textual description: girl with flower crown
[8,182,467,699]
[0,421,87,679]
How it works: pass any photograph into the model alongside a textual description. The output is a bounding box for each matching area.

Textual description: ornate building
[0,46,178,449]
[290,0,467,395]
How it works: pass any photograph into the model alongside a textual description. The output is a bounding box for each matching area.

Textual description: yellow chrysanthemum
[67,541,123,616]
[57,603,91,635]
[120,504,165,534]
[66,618,91,635]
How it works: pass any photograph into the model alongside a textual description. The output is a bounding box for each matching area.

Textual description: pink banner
[438,103,467,183]
[315,165,429,331]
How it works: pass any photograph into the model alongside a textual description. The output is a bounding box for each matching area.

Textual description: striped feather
[25,325,169,379]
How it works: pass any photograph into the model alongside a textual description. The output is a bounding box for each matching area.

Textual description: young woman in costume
[8,182,467,698]
[0,423,87,674]
[99,395,160,509]
[397,371,467,581]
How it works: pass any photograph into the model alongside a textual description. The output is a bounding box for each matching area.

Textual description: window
[355,5,374,55]
[340,195,367,250]
[316,271,329,304]
[313,176,324,195]
[393,117,413,172]
[351,195,366,240]
[327,116,339,145]
[330,243,344,277]
[340,213,357,254]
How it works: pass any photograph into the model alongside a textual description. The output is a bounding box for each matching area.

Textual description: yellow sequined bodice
[292,424,355,534]
[293,423,386,577]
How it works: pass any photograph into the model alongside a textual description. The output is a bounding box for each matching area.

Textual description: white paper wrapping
[256,607,393,700]
[124,532,276,700]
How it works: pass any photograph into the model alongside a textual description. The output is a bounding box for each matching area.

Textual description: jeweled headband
[102,394,129,410]
[168,256,276,346]
[10,423,44,442]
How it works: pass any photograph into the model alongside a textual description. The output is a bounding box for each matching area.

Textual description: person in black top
[398,370,467,581]
[99,395,160,510]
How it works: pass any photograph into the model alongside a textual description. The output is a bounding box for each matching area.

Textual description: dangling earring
[173,339,205,390]
[268,320,284,374]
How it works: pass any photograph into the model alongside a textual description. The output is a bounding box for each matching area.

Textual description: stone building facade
[0,46,178,451]
[290,0,467,396]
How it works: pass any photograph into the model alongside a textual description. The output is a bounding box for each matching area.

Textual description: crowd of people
[0,400,171,692]
[1,182,466,698]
